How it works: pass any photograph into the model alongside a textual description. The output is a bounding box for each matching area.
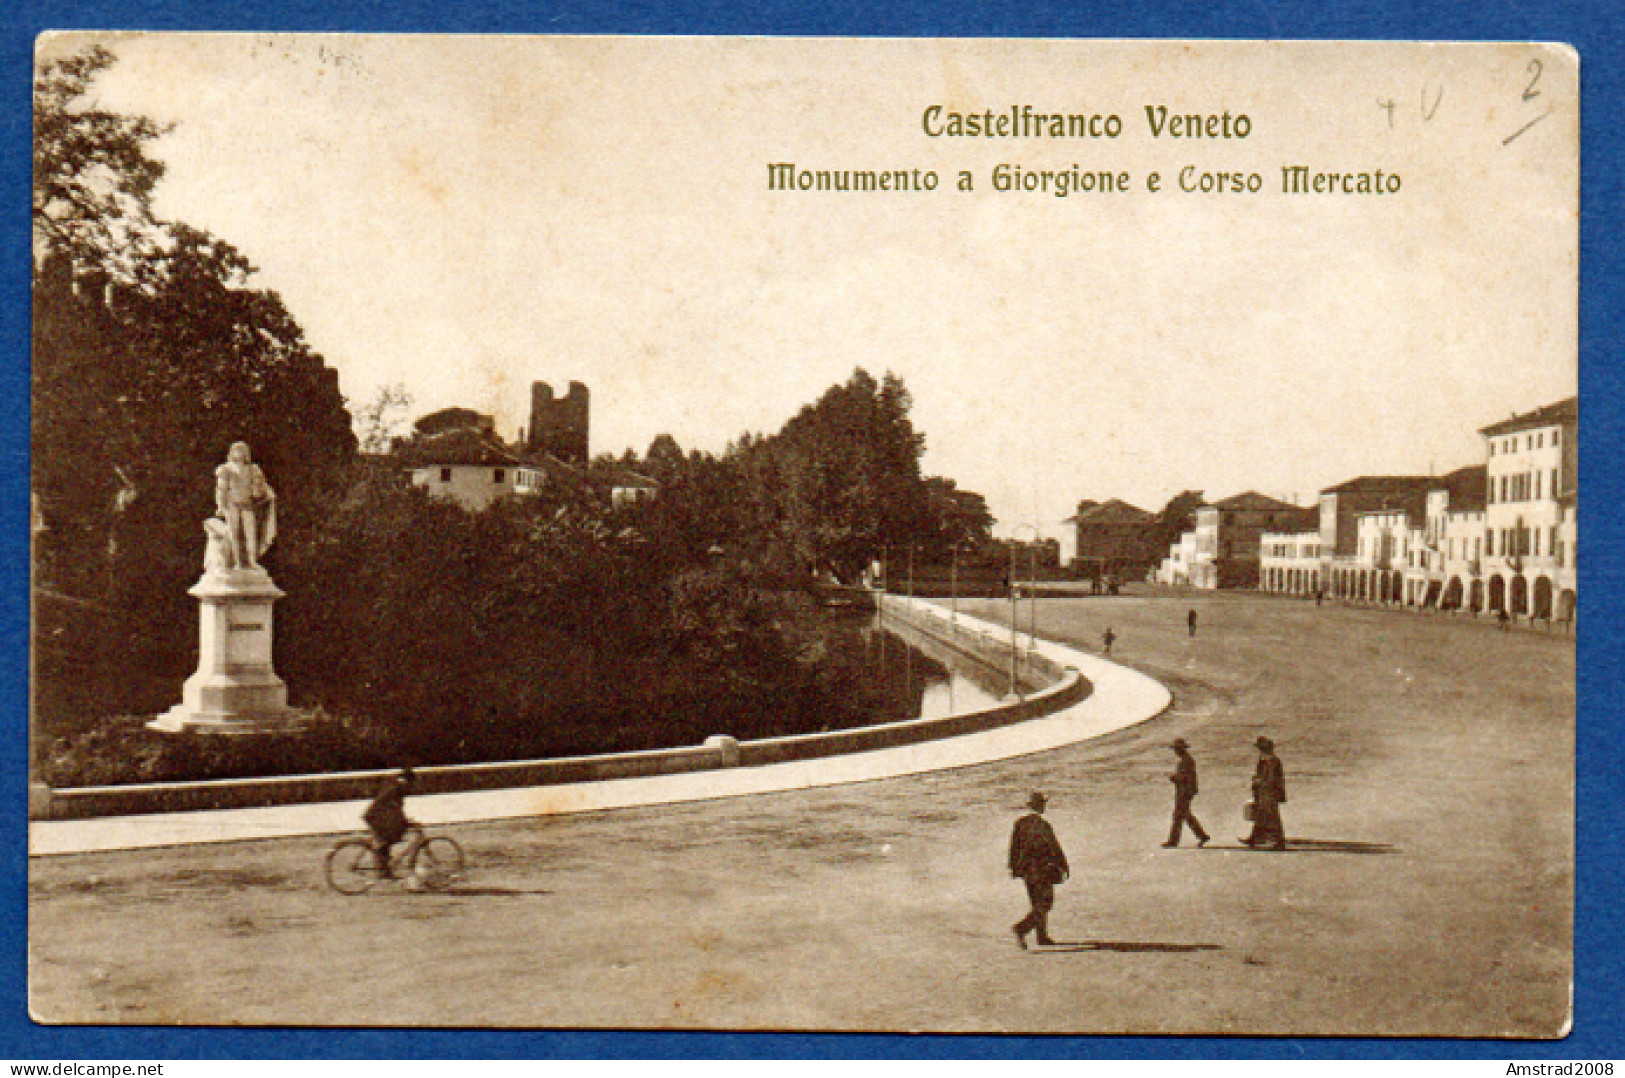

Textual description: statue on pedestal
[153,440,301,735]
[210,441,277,572]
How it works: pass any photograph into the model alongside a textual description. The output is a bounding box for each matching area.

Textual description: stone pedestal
[149,568,304,734]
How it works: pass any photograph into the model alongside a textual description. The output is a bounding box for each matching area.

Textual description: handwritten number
[1523,59,1543,102]
[1421,83,1443,121]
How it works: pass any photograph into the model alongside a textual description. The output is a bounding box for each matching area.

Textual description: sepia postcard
[28,34,1577,1036]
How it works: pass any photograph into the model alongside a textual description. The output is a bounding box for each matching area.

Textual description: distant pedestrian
[1009,792,1069,949]
[1315,589,1324,607]
[1102,627,1116,655]
[1162,739,1210,848]
[1187,609,1198,637]
[1497,607,1511,631]
[1240,737,1288,851]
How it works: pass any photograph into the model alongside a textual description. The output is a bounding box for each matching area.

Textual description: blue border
[5,0,1620,1061]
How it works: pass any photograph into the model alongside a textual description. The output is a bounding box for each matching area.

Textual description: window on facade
[1553,428,1561,446]
[440,468,452,483]
[493,468,506,484]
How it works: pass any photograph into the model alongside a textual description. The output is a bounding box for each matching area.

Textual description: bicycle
[324,825,465,895]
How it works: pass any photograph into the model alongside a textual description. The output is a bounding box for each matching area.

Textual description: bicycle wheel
[326,839,383,895]
[409,836,465,890]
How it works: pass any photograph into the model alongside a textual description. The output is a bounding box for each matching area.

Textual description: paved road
[29,592,1572,1035]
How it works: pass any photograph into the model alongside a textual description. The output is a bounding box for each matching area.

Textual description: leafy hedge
[37,473,945,787]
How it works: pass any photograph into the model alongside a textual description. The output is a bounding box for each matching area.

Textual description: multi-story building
[1189,492,1317,590]
[1353,507,1419,603]
[1064,498,1159,584]
[1259,530,1323,596]
[1167,397,1575,627]
[399,379,654,513]
[1403,465,1486,610]
[1155,531,1200,586]
[1480,397,1577,622]
[1319,476,1432,599]
[404,428,534,511]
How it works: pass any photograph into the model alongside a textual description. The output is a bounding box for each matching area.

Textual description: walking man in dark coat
[1162,738,1210,848]
[1009,792,1069,949]
[1187,609,1198,637]
[1241,736,1288,850]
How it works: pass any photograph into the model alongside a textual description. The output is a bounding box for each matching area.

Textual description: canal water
[841,611,1008,722]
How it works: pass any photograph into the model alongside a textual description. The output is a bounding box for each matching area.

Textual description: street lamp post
[1013,522,1043,656]
[1029,538,1038,644]
[1007,538,1019,696]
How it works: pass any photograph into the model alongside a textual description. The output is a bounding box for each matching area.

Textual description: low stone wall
[35,744,731,820]
[35,594,1085,821]
[878,593,1066,689]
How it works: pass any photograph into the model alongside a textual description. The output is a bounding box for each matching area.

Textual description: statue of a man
[213,441,277,571]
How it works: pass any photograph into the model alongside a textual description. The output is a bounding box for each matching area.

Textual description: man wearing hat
[1163,738,1210,848]
[1242,737,1288,850]
[363,766,417,878]
[1008,792,1069,949]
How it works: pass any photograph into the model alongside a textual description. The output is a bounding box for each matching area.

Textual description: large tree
[767,369,935,579]
[33,46,166,275]
[32,46,357,736]
[617,370,991,583]
[33,46,356,605]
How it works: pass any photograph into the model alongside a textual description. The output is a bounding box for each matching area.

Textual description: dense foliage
[32,48,985,785]
[610,370,995,582]
[33,47,357,662]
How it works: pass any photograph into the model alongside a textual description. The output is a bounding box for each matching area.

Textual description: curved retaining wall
[34,595,1084,822]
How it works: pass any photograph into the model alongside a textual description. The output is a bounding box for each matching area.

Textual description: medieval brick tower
[527,380,590,465]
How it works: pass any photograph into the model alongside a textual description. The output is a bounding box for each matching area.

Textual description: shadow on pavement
[1036,941,1222,954]
[433,886,554,897]
[1187,839,1395,854]
[1284,838,1397,854]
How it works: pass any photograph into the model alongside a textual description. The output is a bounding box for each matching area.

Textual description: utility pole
[1008,538,1019,696]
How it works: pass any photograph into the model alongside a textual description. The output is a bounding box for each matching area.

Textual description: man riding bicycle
[362,766,415,878]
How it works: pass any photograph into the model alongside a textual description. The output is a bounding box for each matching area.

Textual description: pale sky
[51,34,1578,535]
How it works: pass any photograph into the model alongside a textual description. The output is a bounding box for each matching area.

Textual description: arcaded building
[1480,397,1577,622]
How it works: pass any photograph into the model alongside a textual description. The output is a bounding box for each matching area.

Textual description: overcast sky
[54,34,1578,534]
